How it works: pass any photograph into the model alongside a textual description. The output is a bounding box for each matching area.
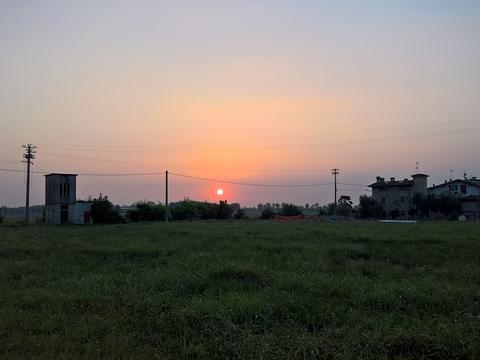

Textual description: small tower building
[45,173,77,225]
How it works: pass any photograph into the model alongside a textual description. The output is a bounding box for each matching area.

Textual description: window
[461,185,467,194]
[400,196,406,203]
[380,187,387,192]
[381,197,386,203]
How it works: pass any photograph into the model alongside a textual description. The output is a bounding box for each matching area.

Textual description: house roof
[428,178,480,190]
[44,173,78,177]
[369,179,414,188]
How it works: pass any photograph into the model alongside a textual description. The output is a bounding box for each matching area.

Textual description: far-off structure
[45,173,93,225]
[45,174,77,224]
[368,173,429,219]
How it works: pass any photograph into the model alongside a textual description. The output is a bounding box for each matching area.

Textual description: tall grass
[0,221,479,359]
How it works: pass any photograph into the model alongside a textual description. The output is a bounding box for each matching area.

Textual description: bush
[91,194,124,224]
[233,207,247,220]
[170,198,199,221]
[358,195,382,219]
[260,207,276,220]
[197,201,218,220]
[127,200,165,222]
[217,200,233,220]
[277,203,304,217]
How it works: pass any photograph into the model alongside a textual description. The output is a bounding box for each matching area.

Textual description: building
[368,174,429,219]
[45,173,77,225]
[75,201,94,225]
[428,177,480,219]
[45,173,93,225]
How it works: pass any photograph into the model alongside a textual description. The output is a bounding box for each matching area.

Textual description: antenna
[415,162,419,174]
[450,169,453,182]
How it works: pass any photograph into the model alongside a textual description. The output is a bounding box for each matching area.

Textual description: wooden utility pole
[165,171,168,224]
[22,144,36,224]
[331,168,339,214]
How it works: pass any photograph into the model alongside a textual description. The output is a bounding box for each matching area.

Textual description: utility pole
[165,171,168,224]
[22,144,36,224]
[332,168,339,214]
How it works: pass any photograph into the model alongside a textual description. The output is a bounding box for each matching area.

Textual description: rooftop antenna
[416,162,419,174]
[464,171,467,180]
[450,169,453,182]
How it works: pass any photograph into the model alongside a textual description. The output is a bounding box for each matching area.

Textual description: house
[428,177,480,219]
[368,174,428,219]
[45,173,93,225]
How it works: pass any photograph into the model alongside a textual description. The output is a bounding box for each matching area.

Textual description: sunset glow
[1,2,479,208]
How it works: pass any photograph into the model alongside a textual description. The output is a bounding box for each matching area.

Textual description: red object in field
[274,215,303,221]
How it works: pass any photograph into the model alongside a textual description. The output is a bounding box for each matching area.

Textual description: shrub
[90,194,124,224]
[217,200,233,220]
[197,201,218,220]
[170,198,199,221]
[358,195,382,219]
[127,200,165,222]
[233,206,247,220]
[277,203,304,217]
[260,207,276,220]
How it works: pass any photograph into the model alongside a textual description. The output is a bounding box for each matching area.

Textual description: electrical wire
[169,172,333,187]
[35,118,480,150]
[35,127,480,154]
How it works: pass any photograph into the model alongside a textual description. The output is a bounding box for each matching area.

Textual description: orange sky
[1,1,480,207]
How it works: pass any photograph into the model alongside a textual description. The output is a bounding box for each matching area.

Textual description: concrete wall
[45,174,77,225]
[373,187,412,218]
[75,202,93,224]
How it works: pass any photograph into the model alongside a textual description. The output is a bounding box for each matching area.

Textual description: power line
[35,127,480,155]
[35,118,480,150]
[169,172,333,188]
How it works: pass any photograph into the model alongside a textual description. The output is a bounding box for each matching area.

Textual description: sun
[217,189,223,196]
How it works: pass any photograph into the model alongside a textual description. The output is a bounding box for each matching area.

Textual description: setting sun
[217,189,223,196]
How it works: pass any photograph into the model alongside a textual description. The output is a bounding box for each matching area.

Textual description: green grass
[0,221,479,359]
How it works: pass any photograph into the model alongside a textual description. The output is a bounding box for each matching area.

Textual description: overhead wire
[35,118,480,150]
[35,127,480,154]
[169,172,333,188]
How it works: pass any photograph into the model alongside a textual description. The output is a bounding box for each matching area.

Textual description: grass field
[1,221,479,359]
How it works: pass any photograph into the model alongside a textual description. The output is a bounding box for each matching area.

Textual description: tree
[233,206,247,220]
[325,203,336,216]
[358,195,382,219]
[413,192,460,219]
[91,194,124,224]
[198,201,218,220]
[257,203,264,212]
[170,197,199,221]
[438,192,461,219]
[217,200,233,220]
[338,195,352,207]
[317,206,328,216]
[127,200,165,222]
[304,203,310,211]
[277,203,304,217]
[336,195,353,217]
[260,207,276,220]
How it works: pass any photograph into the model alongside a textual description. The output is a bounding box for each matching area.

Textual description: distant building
[428,177,480,219]
[368,174,429,219]
[45,173,93,225]
[45,174,77,225]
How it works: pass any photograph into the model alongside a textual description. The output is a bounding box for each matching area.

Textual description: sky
[1,1,480,208]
